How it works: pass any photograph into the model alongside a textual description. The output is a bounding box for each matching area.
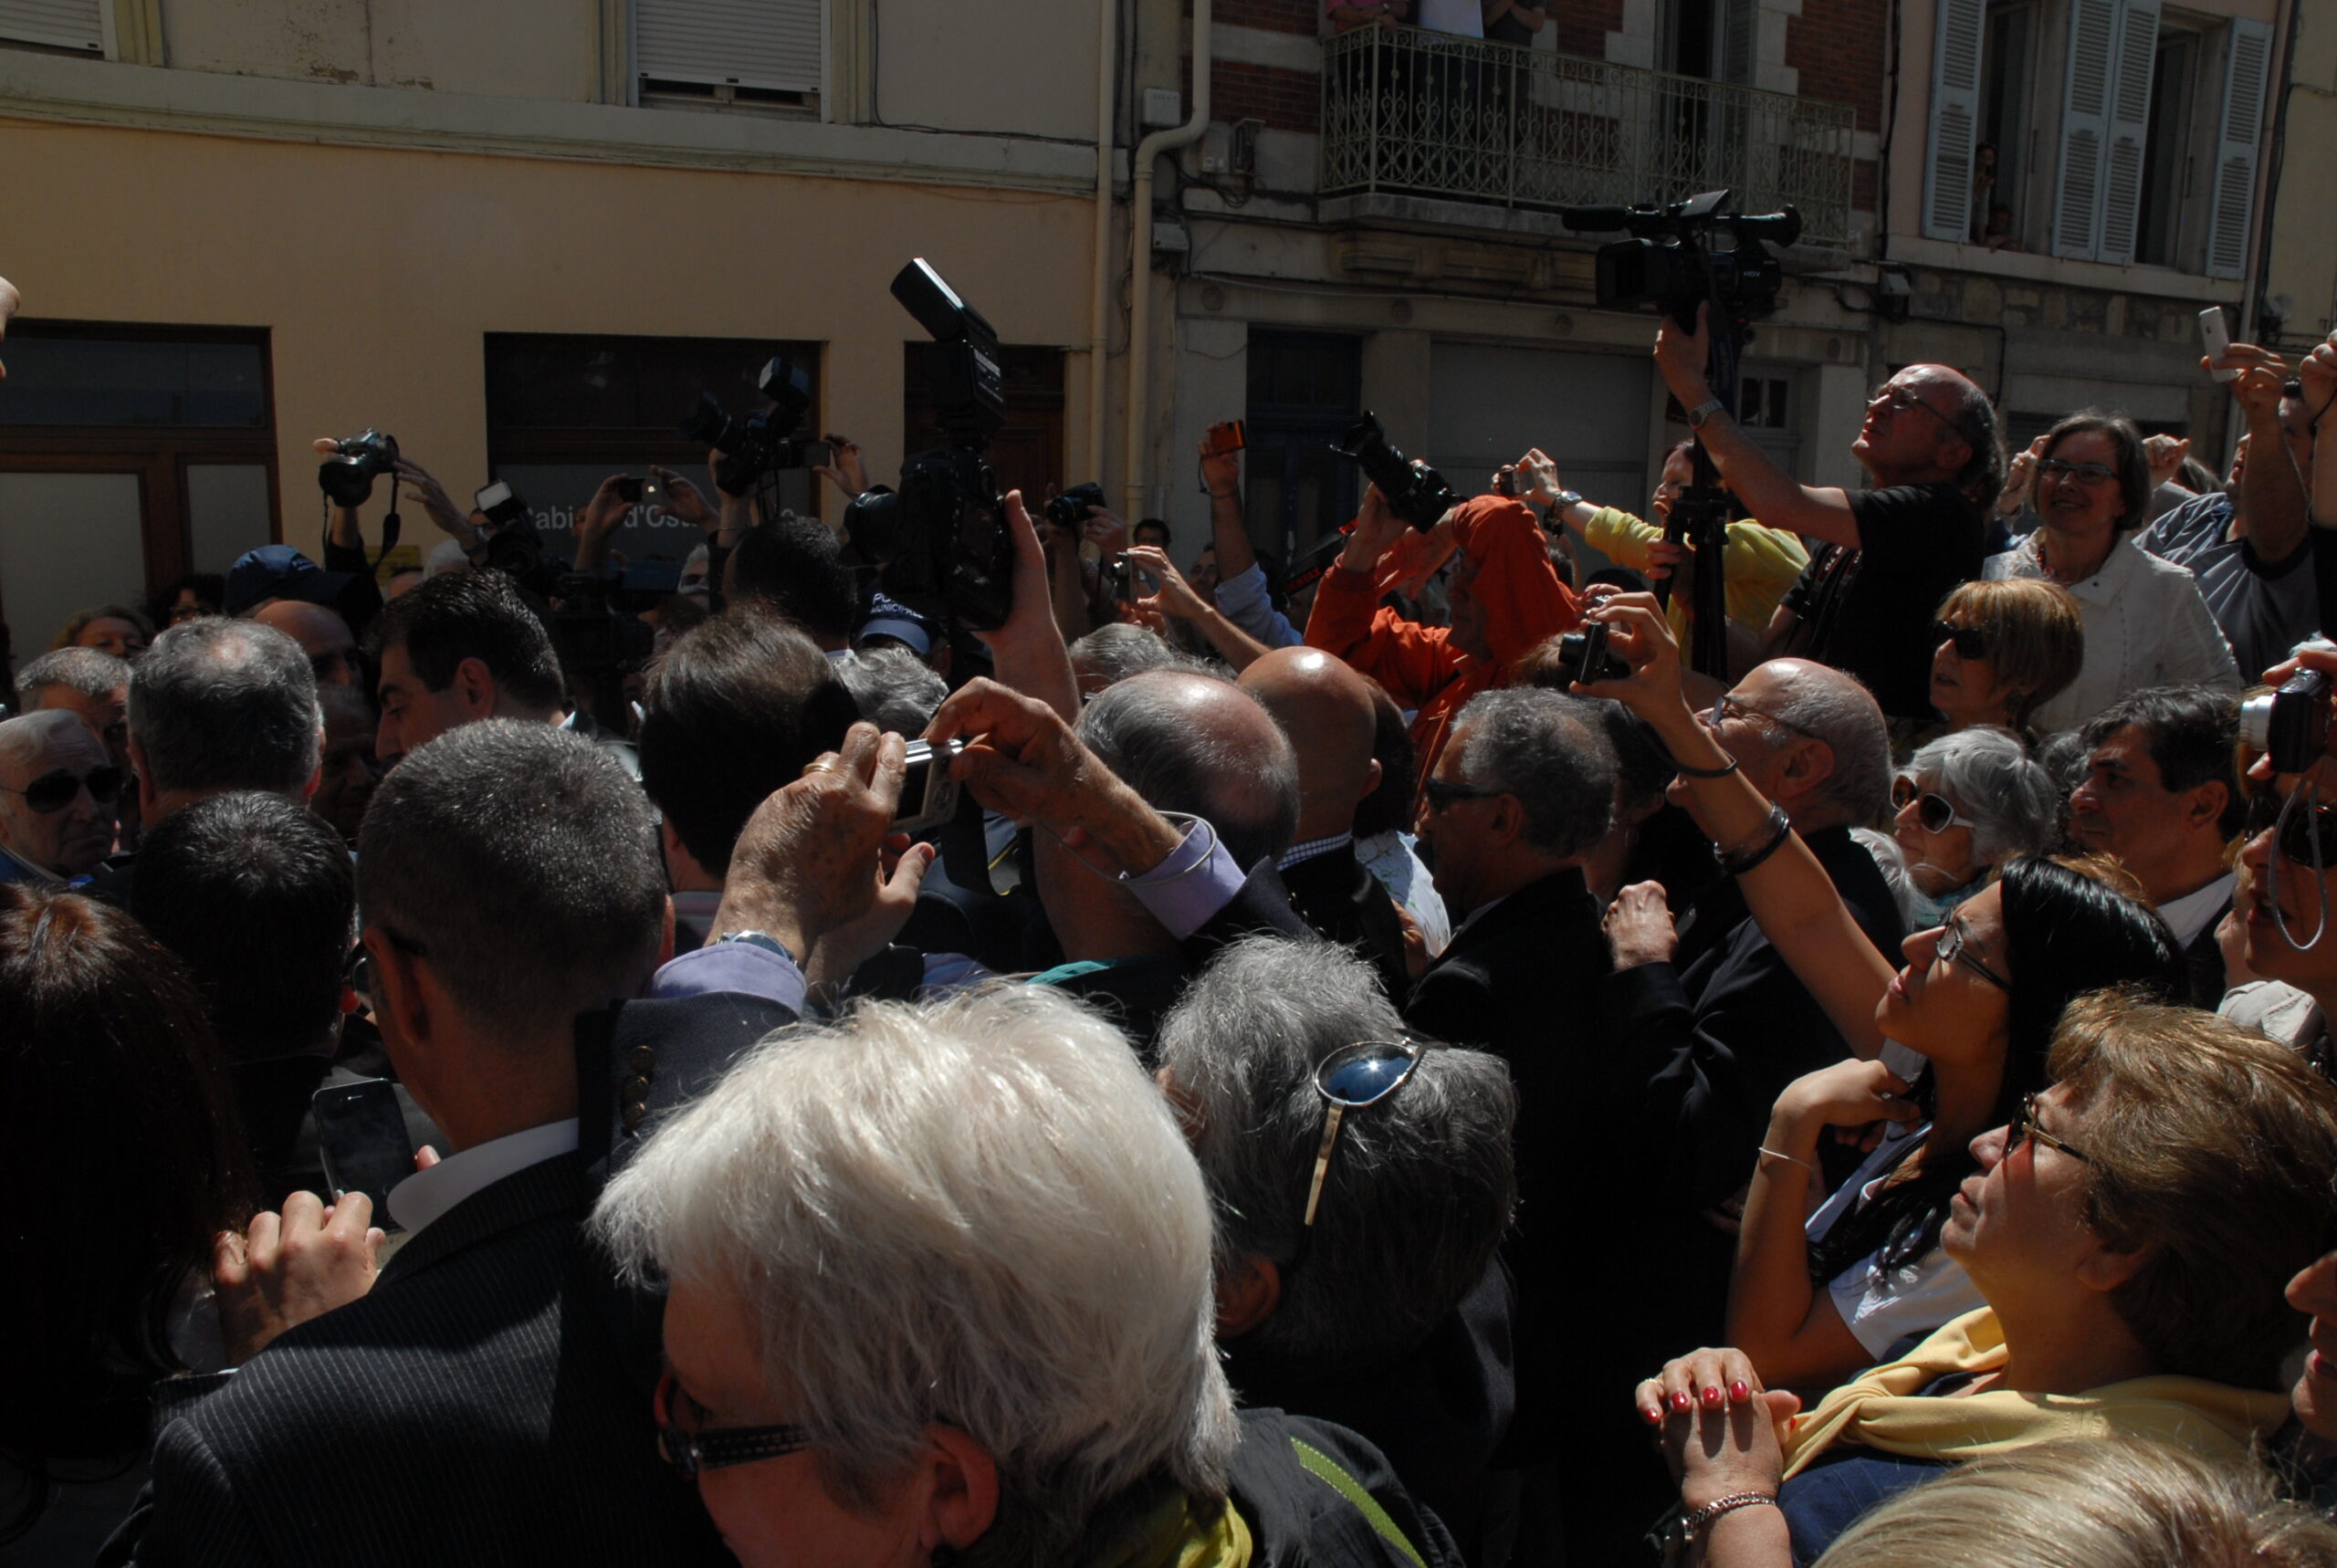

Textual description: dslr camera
[1550,620,1627,685]
[1044,481,1108,532]
[2244,661,2334,775]
[842,259,1017,631]
[1560,188,1800,331]
[1332,412,1462,533]
[319,429,399,507]
[678,358,819,497]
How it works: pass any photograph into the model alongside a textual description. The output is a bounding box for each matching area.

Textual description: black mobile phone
[800,440,836,470]
[612,476,645,504]
[311,1078,415,1229]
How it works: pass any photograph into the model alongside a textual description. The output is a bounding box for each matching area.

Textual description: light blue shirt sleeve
[1211,562,1305,649]
[648,940,807,1016]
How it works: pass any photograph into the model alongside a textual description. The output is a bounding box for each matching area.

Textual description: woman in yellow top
[1624,992,2337,1567]
[1510,441,1808,658]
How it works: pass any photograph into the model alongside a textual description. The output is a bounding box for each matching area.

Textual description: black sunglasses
[1931,621,1986,661]
[2247,789,2337,869]
[654,1369,812,1479]
[0,763,125,813]
[1423,777,1504,813]
[1892,776,1973,834]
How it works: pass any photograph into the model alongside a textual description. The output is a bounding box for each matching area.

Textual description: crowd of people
[12,259,2337,1568]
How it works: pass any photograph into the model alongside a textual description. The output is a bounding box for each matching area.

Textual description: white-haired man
[0,709,120,885]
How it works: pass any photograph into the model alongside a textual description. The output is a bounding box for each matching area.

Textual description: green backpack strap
[1289,1438,1428,1568]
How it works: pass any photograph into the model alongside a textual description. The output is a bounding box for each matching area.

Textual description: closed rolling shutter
[2094,0,2160,266]
[2205,17,2273,281]
[2052,0,2117,260]
[0,0,100,51]
[1923,0,1987,243]
[636,0,821,93]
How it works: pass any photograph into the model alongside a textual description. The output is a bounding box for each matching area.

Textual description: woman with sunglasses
[1981,412,2237,733]
[1924,579,2082,740]
[1633,996,2337,1566]
[1890,728,2059,928]
[1580,595,2185,1396]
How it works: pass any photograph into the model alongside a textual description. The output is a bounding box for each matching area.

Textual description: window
[0,324,278,665]
[903,344,1065,503]
[0,0,101,54]
[484,333,822,568]
[1245,332,1362,570]
[634,0,820,112]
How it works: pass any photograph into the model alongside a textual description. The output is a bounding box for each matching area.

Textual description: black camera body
[1044,481,1108,531]
[319,428,399,507]
[2244,665,2334,775]
[844,259,1016,630]
[677,357,817,497]
[1552,620,1627,685]
[1562,189,1801,331]
[1332,412,1462,533]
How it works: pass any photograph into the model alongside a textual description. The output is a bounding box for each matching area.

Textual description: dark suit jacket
[103,1155,732,1567]
[2183,899,2231,1010]
[1279,844,1412,1000]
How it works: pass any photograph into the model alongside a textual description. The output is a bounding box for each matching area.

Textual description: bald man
[253,599,364,689]
[1239,647,1412,997]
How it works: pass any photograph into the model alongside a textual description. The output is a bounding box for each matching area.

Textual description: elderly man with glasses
[0,709,120,885]
[1653,304,2006,722]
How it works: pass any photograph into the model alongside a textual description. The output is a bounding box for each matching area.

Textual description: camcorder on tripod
[1560,189,1800,679]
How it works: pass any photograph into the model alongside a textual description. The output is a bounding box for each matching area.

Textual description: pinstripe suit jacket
[102,1152,733,1567]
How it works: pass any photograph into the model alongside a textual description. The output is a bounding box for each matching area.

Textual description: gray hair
[1451,688,1617,859]
[14,647,129,710]
[1070,622,1201,692]
[1850,826,1923,931]
[355,720,664,1041]
[1155,936,1516,1364]
[1901,726,2059,865]
[1078,672,1300,873]
[1764,664,1892,825]
[129,619,320,799]
[834,645,948,737]
[0,708,92,776]
[594,983,1239,1567]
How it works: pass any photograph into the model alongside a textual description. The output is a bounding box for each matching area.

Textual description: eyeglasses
[1872,383,1973,444]
[653,1368,812,1479]
[1707,694,1821,741]
[0,763,124,813]
[1937,919,2011,992]
[2246,788,2337,869]
[1932,621,1987,661]
[1423,777,1505,813]
[1302,1040,1423,1230]
[2007,1091,2091,1166]
[2037,457,2120,486]
[1892,776,1974,834]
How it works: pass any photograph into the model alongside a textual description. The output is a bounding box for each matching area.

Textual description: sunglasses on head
[1931,621,1986,661]
[1892,775,1973,834]
[1301,1040,1423,1234]
[1,764,124,813]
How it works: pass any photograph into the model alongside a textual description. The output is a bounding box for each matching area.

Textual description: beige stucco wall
[2264,0,2337,340]
[159,0,603,98]
[0,117,1099,530]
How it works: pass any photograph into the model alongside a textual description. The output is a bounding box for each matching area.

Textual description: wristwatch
[713,929,800,967]
[1648,1491,1779,1564]
[1685,397,1728,429]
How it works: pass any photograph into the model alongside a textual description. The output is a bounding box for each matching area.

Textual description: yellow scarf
[1780,1308,2291,1479]
[1088,1490,1252,1568]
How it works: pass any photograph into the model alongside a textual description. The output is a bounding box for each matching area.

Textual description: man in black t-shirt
[1652,306,2006,718]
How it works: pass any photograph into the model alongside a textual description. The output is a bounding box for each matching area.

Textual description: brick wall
[1210,0,1319,32]
[1554,0,1623,63]
[1785,0,1886,132]
[1210,59,1322,132]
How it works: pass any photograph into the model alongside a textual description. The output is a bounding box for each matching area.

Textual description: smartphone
[612,476,645,504]
[311,1078,415,1229]
[891,738,966,834]
[1202,420,1247,456]
[800,440,836,470]
[1106,552,1137,602]
[2199,308,2237,382]
[640,475,666,510]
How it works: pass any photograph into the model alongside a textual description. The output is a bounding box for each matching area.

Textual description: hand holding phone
[311,1078,416,1229]
[612,476,645,504]
[2200,308,2238,382]
[640,475,666,511]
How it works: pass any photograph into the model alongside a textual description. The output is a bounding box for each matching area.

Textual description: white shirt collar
[387,1117,579,1235]
[2157,871,2236,948]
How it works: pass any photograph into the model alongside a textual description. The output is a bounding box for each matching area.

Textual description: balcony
[1318,28,1856,248]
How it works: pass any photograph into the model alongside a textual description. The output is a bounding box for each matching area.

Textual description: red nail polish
[1671,1390,1692,1411]
[1642,1405,1663,1425]
[1702,1385,1722,1406]
[1731,1380,1750,1402]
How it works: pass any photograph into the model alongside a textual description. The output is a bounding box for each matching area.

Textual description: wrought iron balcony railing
[1318,27,1856,248]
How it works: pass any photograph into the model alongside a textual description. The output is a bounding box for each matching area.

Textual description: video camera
[843,260,1018,631]
[1332,412,1462,533]
[678,358,820,497]
[1561,188,1800,332]
[319,428,399,507]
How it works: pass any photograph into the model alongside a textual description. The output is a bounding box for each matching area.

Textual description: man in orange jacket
[1305,486,1581,806]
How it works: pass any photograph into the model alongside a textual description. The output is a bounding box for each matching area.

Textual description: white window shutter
[2052,0,2117,260]
[2094,0,2160,266]
[2205,17,2274,281]
[0,0,100,51]
[637,0,822,93]
[1923,0,1986,243]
